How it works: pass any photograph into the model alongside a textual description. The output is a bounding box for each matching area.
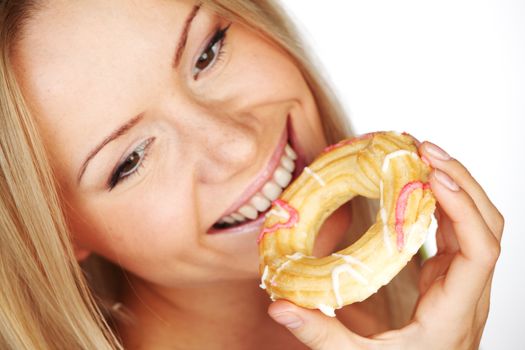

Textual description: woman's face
[13,0,351,286]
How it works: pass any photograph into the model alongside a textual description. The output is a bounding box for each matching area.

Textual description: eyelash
[107,137,155,190]
[192,23,231,79]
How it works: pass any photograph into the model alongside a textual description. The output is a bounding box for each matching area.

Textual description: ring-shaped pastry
[258,131,436,316]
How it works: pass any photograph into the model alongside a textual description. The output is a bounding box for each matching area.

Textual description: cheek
[239,46,305,101]
[68,186,197,273]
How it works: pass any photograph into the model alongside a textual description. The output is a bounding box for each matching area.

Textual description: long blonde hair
[0,1,419,348]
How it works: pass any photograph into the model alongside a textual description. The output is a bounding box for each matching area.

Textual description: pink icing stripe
[257,199,299,244]
[322,132,376,153]
[395,181,431,251]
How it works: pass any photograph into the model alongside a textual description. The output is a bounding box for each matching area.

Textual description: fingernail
[424,142,451,161]
[433,169,460,192]
[271,312,303,329]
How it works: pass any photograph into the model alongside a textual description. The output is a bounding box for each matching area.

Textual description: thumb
[268,300,366,350]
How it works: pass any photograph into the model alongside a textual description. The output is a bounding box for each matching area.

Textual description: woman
[0,0,503,349]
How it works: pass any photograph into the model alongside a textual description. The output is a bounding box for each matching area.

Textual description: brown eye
[119,151,141,177]
[196,45,216,71]
[192,39,221,77]
[108,138,154,190]
[192,24,231,78]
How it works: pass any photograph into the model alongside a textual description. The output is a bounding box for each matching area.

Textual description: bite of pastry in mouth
[207,118,306,234]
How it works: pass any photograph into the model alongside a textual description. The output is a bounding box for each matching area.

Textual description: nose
[188,110,259,184]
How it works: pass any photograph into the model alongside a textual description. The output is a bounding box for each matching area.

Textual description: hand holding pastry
[267,140,503,350]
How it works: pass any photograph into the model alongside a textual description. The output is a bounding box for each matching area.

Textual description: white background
[282,1,524,348]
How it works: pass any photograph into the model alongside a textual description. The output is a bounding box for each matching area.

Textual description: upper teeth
[217,143,297,224]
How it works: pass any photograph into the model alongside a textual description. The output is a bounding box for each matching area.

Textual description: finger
[435,207,459,254]
[407,132,421,147]
[419,253,453,295]
[420,142,502,323]
[427,169,500,311]
[268,300,367,350]
[419,142,504,240]
[435,225,446,253]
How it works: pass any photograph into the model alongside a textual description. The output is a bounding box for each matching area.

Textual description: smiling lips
[212,143,298,229]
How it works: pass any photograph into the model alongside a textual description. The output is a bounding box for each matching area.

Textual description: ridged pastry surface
[258,131,436,316]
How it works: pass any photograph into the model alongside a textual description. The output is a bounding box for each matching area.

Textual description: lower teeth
[212,213,260,229]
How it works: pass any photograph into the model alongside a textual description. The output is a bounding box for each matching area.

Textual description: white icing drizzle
[380,208,393,255]
[329,254,371,307]
[332,253,372,272]
[405,215,429,254]
[265,205,289,220]
[267,253,316,289]
[270,260,292,286]
[259,265,269,290]
[285,252,315,260]
[317,304,336,317]
[331,264,368,307]
[286,252,305,260]
[304,166,326,187]
[381,150,418,173]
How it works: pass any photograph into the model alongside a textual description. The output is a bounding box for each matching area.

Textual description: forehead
[12,0,191,180]
[14,0,187,118]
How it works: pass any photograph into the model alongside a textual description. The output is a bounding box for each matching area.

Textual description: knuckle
[465,195,478,211]
[479,238,501,267]
[494,210,505,234]
[488,240,501,263]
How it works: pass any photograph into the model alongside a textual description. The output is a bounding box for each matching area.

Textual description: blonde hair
[0,0,419,348]
[0,2,124,349]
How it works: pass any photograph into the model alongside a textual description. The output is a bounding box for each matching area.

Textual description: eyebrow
[173,4,201,68]
[77,5,201,185]
[77,113,145,184]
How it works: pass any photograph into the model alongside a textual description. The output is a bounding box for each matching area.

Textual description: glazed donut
[258,131,436,316]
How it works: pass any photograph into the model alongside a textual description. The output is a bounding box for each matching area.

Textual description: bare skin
[12,0,503,349]
[12,0,377,348]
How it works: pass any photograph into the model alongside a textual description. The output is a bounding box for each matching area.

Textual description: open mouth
[207,117,305,234]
